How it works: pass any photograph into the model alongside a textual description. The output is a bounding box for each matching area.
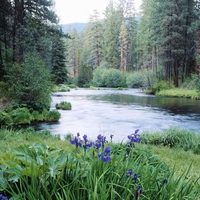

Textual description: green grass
[0,128,200,199]
[157,88,200,99]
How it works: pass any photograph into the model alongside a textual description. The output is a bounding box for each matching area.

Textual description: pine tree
[51,30,68,85]
[103,0,123,68]
[82,10,103,70]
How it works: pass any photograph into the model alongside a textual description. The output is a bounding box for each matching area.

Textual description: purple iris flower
[102,155,111,162]
[126,169,133,178]
[133,173,141,183]
[70,132,82,148]
[104,146,111,154]
[94,142,101,149]
[96,134,108,149]
[126,169,141,183]
[83,134,88,142]
[0,194,8,200]
[127,129,140,146]
[98,146,111,162]
[163,178,168,184]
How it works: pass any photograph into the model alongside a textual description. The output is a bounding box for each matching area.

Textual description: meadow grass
[156,88,200,99]
[0,128,200,199]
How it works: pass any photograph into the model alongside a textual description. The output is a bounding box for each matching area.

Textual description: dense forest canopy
[66,0,200,87]
[0,0,200,97]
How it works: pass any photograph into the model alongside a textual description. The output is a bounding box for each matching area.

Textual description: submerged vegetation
[0,128,200,199]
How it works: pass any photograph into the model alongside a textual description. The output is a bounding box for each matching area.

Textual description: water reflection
[35,89,200,142]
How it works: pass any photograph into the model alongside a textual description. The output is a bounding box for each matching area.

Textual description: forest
[0,0,200,111]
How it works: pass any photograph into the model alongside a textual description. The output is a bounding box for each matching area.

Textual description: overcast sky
[54,0,142,24]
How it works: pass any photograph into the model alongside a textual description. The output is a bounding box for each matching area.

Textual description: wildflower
[135,185,142,200]
[83,141,93,153]
[104,146,111,154]
[133,173,141,183]
[96,134,108,149]
[83,134,88,142]
[127,129,140,147]
[126,168,134,178]
[94,141,101,149]
[163,178,168,184]
[0,194,8,200]
[70,132,82,149]
[126,169,141,183]
[98,146,111,162]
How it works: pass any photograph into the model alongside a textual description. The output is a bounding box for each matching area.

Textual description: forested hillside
[0,0,200,108]
[65,0,200,89]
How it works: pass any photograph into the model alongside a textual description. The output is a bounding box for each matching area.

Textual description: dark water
[34,88,200,142]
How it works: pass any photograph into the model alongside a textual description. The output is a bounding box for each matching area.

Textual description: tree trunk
[196,30,200,75]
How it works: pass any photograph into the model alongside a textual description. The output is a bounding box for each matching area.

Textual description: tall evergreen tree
[103,0,123,68]
[119,20,128,72]
[82,10,103,70]
[66,29,81,78]
[139,0,198,86]
[51,30,68,85]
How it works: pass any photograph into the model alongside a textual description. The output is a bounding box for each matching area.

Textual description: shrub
[45,109,61,122]
[6,53,52,111]
[0,81,10,98]
[56,101,72,110]
[11,107,33,125]
[92,68,126,88]
[151,80,174,94]
[78,64,93,87]
[32,110,45,121]
[53,84,70,92]
[126,71,144,88]
[0,111,13,127]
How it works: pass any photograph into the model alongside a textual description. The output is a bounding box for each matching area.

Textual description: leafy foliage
[78,64,93,87]
[6,53,52,111]
[0,132,199,199]
[56,101,72,110]
[44,110,61,122]
[92,67,126,88]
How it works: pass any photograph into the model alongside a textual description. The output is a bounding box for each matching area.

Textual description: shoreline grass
[156,88,200,99]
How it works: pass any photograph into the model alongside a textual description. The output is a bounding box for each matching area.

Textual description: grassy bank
[156,88,200,99]
[0,128,200,199]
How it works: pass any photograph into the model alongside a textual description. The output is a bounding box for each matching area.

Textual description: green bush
[151,80,174,94]
[11,107,33,125]
[56,101,72,110]
[126,71,144,88]
[53,84,70,92]
[0,111,13,127]
[45,109,61,122]
[78,64,93,87]
[6,53,52,111]
[192,74,200,94]
[32,110,45,121]
[0,81,10,98]
[92,68,126,88]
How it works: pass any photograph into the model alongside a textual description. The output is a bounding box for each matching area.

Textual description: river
[34,88,200,142]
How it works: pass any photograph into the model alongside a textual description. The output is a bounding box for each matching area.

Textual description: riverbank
[0,128,200,199]
[156,88,200,99]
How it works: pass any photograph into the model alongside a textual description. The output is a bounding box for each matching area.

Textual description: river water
[34,88,200,142]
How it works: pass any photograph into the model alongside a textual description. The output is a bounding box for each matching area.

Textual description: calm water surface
[35,88,200,142]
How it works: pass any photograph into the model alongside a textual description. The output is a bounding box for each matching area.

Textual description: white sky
[54,0,142,24]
